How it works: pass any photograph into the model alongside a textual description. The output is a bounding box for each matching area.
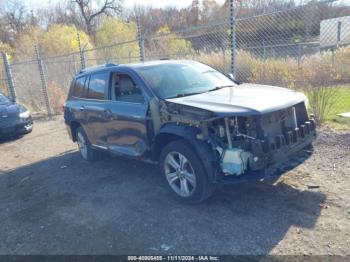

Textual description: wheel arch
[153,123,217,182]
[70,121,81,142]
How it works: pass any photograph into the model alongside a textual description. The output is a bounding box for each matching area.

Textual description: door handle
[79,106,85,111]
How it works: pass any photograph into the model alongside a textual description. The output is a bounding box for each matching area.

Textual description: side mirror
[226,73,241,85]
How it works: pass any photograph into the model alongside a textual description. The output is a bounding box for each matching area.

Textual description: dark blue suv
[64,60,315,203]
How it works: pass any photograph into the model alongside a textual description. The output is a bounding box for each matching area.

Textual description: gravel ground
[0,117,349,255]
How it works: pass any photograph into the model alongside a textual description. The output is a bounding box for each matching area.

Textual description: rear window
[72,76,87,98]
[87,72,109,100]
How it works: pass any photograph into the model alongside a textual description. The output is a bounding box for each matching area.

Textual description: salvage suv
[64,60,316,203]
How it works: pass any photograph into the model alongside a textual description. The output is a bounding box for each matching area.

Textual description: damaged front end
[155,99,316,183]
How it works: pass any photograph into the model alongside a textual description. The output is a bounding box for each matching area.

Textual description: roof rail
[78,63,118,74]
[105,63,118,67]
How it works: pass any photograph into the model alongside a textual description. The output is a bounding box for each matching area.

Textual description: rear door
[84,70,110,147]
[68,76,89,131]
[104,70,149,157]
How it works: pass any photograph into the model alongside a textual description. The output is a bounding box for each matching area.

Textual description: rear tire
[159,139,214,204]
[76,127,99,161]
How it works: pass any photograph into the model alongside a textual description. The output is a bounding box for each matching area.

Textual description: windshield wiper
[206,85,234,92]
[168,85,235,99]
[169,92,203,98]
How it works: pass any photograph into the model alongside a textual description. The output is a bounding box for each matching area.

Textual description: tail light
[61,102,66,113]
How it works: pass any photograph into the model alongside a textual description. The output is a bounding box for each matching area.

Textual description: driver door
[104,70,149,157]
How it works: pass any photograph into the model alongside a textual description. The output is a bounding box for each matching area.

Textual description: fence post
[331,47,335,67]
[298,43,302,67]
[222,47,226,73]
[35,44,52,118]
[1,51,17,102]
[72,53,77,74]
[137,17,145,62]
[77,32,86,69]
[230,0,237,79]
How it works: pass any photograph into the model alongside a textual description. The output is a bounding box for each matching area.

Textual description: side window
[111,73,144,103]
[72,76,87,98]
[87,72,109,100]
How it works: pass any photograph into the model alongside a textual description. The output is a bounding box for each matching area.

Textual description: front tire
[159,140,214,204]
[76,127,99,161]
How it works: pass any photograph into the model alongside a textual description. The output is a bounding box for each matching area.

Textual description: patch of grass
[324,85,350,128]
[304,85,350,127]
[329,86,350,118]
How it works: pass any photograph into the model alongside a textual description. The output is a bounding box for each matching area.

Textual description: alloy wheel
[164,151,196,197]
[77,131,88,160]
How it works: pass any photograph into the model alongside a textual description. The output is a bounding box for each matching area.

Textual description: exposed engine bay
[152,99,316,178]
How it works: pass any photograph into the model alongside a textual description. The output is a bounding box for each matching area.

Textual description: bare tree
[72,0,122,36]
[35,3,83,30]
[7,2,26,32]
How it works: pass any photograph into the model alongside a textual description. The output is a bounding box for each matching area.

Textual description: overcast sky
[23,0,226,10]
[18,0,350,12]
[125,0,226,8]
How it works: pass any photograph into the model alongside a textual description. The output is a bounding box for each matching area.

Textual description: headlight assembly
[304,96,309,110]
[19,110,30,118]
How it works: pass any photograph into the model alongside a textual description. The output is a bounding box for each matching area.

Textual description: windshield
[137,62,235,99]
[0,93,10,104]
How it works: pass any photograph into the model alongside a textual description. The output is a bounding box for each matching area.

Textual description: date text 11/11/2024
[127,255,220,261]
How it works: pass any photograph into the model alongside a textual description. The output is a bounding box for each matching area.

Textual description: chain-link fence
[144,20,231,75]
[1,0,350,122]
[233,3,350,122]
[83,40,141,68]
[11,60,43,112]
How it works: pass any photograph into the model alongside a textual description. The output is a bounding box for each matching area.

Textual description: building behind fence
[1,0,350,121]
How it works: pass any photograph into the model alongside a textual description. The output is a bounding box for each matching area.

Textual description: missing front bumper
[215,121,316,184]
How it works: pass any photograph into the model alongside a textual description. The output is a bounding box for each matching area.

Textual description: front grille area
[248,117,316,171]
[266,119,315,151]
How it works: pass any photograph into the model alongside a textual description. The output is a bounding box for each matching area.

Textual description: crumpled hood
[165,83,307,116]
